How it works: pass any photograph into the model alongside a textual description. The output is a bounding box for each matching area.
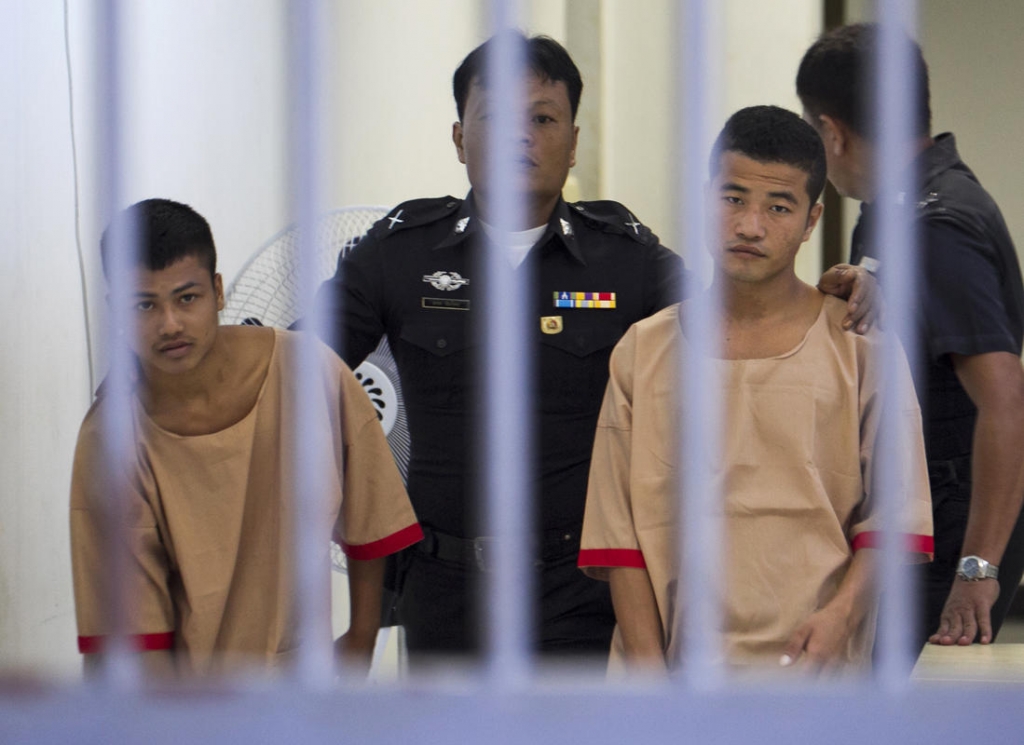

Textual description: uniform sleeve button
[436,338,448,349]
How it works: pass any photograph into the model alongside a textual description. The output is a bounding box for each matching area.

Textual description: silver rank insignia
[387,209,405,229]
[423,271,470,291]
[625,213,641,235]
[455,216,470,234]
[560,218,573,236]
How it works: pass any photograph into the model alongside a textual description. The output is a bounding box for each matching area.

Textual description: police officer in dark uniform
[798,23,1024,648]
[317,32,873,663]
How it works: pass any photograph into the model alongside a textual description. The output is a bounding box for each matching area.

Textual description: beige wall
[594,0,823,280]
[920,1,1024,265]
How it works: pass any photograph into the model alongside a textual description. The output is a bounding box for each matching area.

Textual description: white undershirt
[480,221,547,268]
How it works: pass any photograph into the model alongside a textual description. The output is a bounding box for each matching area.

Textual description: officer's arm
[646,244,686,312]
[314,236,387,368]
[931,351,1024,645]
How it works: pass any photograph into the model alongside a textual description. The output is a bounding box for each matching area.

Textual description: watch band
[956,555,1000,581]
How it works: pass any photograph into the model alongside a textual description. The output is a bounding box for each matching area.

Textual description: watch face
[962,557,982,578]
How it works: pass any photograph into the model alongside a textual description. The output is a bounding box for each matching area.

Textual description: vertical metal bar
[873,0,920,689]
[94,0,141,689]
[482,1,532,688]
[675,0,723,688]
[288,0,334,688]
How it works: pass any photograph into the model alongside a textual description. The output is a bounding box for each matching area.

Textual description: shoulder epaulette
[568,200,658,245]
[366,196,463,240]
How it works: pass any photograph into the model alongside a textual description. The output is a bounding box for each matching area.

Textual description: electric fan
[221,206,410,574]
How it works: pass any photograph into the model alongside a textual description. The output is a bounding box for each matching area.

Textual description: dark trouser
[917,456,1024,644]
[394,536,615,665]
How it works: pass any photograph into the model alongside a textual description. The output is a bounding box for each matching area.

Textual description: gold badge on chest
[540,316,563,334]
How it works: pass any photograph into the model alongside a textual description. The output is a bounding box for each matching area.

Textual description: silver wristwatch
[956,555,999,581]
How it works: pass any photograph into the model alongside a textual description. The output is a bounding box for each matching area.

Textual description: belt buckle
[474,536,496,572]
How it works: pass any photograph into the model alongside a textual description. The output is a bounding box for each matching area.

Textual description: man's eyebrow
[719,181,749,193]
[767,190,799,205]
[172,281,201,294]
[132,281,200,299]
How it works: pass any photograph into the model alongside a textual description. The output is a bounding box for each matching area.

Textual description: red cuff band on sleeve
[343,522,424,561]
[78,631,175,655]
[578,548,647,570]
[851,531,935,557]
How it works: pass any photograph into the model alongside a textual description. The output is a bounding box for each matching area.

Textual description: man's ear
[452,121,466,164]
[569,125,580,168]
[214,273,225,312]
[817,114,848,156]
[803,202,824,242]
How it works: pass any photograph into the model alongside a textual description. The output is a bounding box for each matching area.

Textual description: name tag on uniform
[553,291,616,309]
[422,297,471,311]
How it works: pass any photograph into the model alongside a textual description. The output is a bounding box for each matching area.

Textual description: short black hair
[100,198,217,280]
[453,31,583,122]
[710,105,828,205]
[796,22,931,141]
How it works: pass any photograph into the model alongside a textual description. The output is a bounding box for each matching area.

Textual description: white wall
[0,1,91,679]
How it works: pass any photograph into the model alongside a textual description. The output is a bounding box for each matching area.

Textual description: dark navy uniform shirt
[317,192,684,541]
[851,133,1024,463]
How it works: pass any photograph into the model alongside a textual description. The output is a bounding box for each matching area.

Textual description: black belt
[415,525,581,571]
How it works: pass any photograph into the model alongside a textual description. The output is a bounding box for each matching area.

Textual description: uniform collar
[432,195,480,251]
[918,132,961,188]
[862,133,960,210]
[433,191,585,265]
[856,134,962,242]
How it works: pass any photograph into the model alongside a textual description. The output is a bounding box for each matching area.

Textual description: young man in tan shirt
[71,199,421,676]
[579,107,932,676]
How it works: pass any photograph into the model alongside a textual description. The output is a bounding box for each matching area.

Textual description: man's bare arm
[608,567,667,673]
[335,556,386,674]
[930,350,1024,645]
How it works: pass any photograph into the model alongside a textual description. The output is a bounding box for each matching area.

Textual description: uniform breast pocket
[537,318,626,411]
[397,317,475,404]
[400,317,471,358]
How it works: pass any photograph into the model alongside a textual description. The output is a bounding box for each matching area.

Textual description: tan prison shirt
[579,296,933,670]
[70,329,421,673]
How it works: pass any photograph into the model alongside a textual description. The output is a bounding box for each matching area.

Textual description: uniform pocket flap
[400,318,472,358]
[538,320,624,358]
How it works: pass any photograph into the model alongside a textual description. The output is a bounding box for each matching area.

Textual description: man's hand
[780,548,874,675]
[817,264,881,334]
[334,629,377,675]
[780,605,856,676]
[929,579,1000,646]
